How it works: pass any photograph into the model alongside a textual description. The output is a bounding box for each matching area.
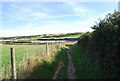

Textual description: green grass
[27,44,102,79]
[25,34,82,41]
[27,46,68,79]
[1,43,103,79]
[1,33,82,43]
[2,45,46,67]
[57,47,68,79]
[39,34,81,39]
[69,44,102,79]
[1,44,66,79]
[1,44,56,79]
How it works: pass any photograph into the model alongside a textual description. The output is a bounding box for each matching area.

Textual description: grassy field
[2,45,46,66]
[17,33,82,41]
[36,34,81,40]
[1,33,82,41]
[1,44,60,79]
[1,42,103,79]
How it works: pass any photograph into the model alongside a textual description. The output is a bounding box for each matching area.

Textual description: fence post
[10,48,17,79]
[46,42,49,55]
[58,41,60,48]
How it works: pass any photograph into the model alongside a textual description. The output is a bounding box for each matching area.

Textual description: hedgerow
[78,11,120,79]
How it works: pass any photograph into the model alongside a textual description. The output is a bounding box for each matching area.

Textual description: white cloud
[53,14,75,18]
[0,29,76,37]
[74,20,94,30]
[32,12,50,19]
[1,11,110,37]
[38,23,71,29]
[0,22,90,37]
[0,30,44,37]
[3,3,75,22]
[73,10,113,32]
[65,1,93,18]
[3,3,52,22]
[1,2,116,37]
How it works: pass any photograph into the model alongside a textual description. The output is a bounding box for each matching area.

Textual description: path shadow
[27,47,68,79]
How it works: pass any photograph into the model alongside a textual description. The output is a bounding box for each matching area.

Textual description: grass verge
[69,44,102,79]
[27,46,68,79]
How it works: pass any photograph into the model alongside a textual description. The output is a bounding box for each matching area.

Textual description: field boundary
[1,42,65,79]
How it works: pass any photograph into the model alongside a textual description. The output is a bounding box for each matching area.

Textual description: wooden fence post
[46,42,49,55]
[59,41,60,47]
[10,48,17,79]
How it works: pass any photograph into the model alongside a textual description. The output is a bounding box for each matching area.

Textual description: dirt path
[67,49,76,79]
[52,61,64,79]
[53,48,76,79]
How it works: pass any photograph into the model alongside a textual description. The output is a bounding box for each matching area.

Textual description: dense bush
[78,11,120,79]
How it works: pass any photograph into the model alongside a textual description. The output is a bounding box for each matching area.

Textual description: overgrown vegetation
[2,45,46,79]
[78,11,120,79]
[27,46,68,79]
[69,44,102,79]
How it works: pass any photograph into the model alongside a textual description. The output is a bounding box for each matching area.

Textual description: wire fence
[0,41,65,80]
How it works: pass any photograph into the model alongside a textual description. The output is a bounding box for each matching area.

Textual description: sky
[0,1,119,37]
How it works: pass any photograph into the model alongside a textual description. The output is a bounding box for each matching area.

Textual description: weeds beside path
[27,46,68,79]
[70,44,102,79]
[27,44,102,79]
[53,48,76,79]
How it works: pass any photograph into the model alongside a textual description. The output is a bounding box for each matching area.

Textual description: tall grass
[1,43,64,79]
[70,44,102,79]
[27,46,68,79]
[1,45,46,79]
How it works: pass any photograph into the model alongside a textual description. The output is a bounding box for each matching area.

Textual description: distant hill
[1,32,83,41]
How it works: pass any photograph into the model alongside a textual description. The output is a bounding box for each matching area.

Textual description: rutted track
[67,49,76,79]
[53,61,64,79]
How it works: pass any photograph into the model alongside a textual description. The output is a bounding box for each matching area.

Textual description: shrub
[78,11,120,79]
